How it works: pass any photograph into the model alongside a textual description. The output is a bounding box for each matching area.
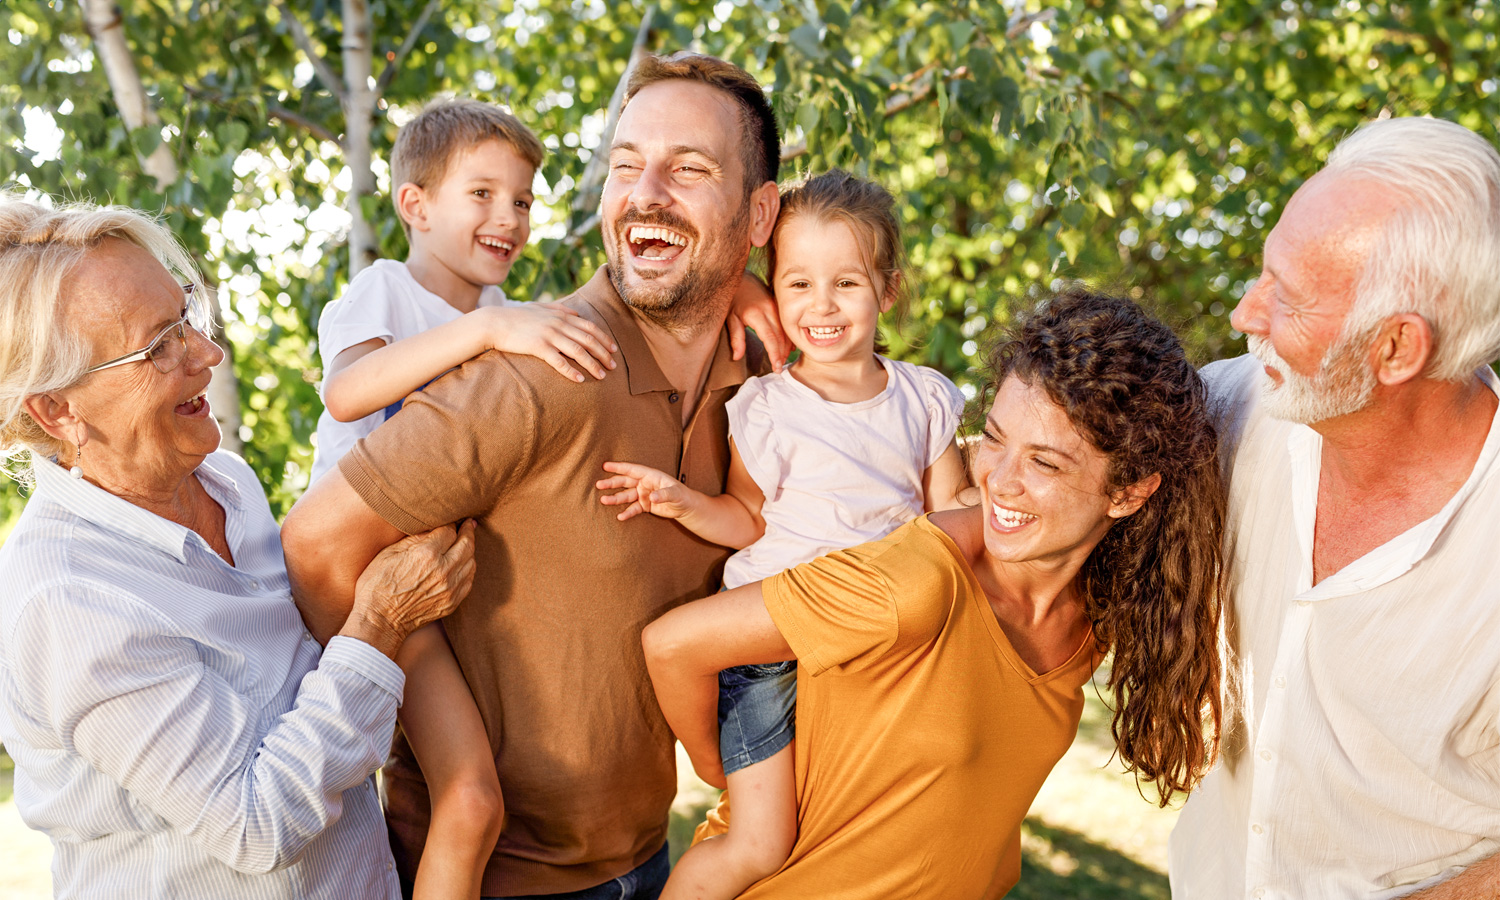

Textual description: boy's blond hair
[390,99,545,238]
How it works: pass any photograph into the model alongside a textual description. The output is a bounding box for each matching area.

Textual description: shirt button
[387,861,393,871]
[1274,675,1287,689]
[668,392,680,403]
[1295,600,1311,607]
[249,579,260,590]
[303,630,314,642]
[1251,823,1264,834]
[1259,749,1273,761]
[1253,889,1266,899]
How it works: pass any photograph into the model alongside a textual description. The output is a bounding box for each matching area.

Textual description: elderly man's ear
[1372,313,1434,386]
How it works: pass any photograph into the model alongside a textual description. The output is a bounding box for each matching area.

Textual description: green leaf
[131,127,163,157]
[946,21,975,51]
[796,101,821,136]
[789,24,826,61]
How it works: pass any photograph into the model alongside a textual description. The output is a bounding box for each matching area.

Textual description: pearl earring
[69,443,83,479]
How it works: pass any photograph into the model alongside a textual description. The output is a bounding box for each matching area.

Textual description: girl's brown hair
[982,285,1226,806]
[767,170,911,344]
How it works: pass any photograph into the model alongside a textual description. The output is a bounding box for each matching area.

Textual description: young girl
[595,169,969,899]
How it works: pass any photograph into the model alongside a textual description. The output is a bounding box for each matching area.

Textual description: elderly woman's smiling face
[62,238,223,486]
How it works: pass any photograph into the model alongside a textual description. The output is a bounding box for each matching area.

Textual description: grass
[668,664,1178,898]
[1,744,13,805]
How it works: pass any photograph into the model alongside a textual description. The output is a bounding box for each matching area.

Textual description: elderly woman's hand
[339,520,478,660]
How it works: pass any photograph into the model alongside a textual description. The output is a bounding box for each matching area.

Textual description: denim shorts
[717,661,797,775]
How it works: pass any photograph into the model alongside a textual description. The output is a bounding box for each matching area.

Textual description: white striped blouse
[0,450,405,899]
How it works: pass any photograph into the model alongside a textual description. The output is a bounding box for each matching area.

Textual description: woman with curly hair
[645,285,1225,898]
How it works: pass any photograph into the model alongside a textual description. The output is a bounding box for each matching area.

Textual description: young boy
[309,99,616,900]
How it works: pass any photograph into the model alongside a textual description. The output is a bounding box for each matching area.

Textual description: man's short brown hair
[623,52,780,194]
[390,99,545,237]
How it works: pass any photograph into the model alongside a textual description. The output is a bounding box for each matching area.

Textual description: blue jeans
[718,661,797,774]
[480,843,670,900]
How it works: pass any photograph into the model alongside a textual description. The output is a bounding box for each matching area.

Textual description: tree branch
[1006,8,1057,40]
[78,0,178,189]
[568,4,656,218]
[267,104,339,144]
[274,0,346,103]
[782,64,974,160]
[375,0,441,98]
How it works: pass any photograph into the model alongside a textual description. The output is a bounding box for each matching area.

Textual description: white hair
[1324,117,1500,381]
[0,193,203,479]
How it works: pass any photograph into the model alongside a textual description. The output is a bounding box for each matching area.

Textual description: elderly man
[1170,117,1500,899]
[281,53,780,899]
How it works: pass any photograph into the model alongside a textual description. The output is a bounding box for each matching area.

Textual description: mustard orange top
[698,515,1100,899]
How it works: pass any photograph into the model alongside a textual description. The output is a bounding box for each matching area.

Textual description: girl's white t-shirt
[721,356,966,589]
[309,259,517,484]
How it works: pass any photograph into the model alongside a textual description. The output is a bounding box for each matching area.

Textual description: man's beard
[606,201,751,338]
[1248,327,1378,424]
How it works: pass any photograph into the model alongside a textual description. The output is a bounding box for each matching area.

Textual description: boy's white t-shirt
[720,356,966,589]
[309,259,518,484]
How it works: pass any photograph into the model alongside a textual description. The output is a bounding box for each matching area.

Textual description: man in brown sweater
[282,53,781,899]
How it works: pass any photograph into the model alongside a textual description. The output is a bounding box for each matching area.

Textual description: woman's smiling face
[974,375,1145,571]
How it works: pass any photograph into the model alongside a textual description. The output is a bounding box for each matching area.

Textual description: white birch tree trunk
[342,0,379,276]
[77,0,244,455]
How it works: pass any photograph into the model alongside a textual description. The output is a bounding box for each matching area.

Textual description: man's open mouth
[627,225,689,262]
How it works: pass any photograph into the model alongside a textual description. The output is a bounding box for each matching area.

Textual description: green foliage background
[2,0,1498,525]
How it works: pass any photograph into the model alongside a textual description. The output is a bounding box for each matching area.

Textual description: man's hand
[596,462,700,521]
[481,304,618,382]
[727,270,790,372]
[340,520,478,660]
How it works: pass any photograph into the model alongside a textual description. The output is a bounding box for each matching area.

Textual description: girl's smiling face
[771,215,893,368]
[974,376,1153,571]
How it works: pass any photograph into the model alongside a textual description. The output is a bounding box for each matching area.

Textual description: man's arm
[1407,853,1500,899]
[283,465,407,644]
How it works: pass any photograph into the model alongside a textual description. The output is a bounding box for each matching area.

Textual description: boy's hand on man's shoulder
[475,304,618,383]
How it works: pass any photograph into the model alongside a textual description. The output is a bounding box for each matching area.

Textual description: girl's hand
[478,304,617,382]
[596,462,696,521]
[728,270,791,373]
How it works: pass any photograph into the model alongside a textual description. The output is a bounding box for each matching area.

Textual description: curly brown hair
[980,285,1225,806]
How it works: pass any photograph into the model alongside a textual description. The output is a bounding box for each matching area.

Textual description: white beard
[1248,331,1377,424]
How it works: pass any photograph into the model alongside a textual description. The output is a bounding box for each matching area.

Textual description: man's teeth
[627,226,687,247]
[992,504,1037,528]
[478,236,515,253]
[808,326,846,339]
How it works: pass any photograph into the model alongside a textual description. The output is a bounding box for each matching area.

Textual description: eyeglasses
[84,284,207,376]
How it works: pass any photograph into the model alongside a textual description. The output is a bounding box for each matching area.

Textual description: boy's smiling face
[402,138,535,303]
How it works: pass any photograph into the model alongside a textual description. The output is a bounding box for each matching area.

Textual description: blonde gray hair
[1325,117,1500,380]
[0,193,201,477]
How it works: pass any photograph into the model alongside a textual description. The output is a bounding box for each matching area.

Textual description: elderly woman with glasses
[0,194,477,900]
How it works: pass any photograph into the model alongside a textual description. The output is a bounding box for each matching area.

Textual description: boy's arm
[596,439,767,549]
[323,305,618,423]
[641,582,793,788]
[923,439,970,512]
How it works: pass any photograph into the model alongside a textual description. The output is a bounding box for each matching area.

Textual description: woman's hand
[596,461,699,521]
[480,304,617,382]
[340,520,477,659]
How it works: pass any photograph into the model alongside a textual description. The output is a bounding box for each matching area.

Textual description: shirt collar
[1288,366,1500,601]
[33,452,245,564]
[575,266,757,397]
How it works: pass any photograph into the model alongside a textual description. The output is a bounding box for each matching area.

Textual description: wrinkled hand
[596,462,695,522]
[727,271,790,373]
[484,304,617,382]
[347,520,477,657]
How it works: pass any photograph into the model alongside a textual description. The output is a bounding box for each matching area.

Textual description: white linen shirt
[0,450,406,900]
[1170,355,1500,900]
[310,259,517,484]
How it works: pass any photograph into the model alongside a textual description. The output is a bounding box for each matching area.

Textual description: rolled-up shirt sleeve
[10,585,404,876]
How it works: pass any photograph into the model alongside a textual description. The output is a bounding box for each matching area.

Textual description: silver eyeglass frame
[83,283,204,375]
